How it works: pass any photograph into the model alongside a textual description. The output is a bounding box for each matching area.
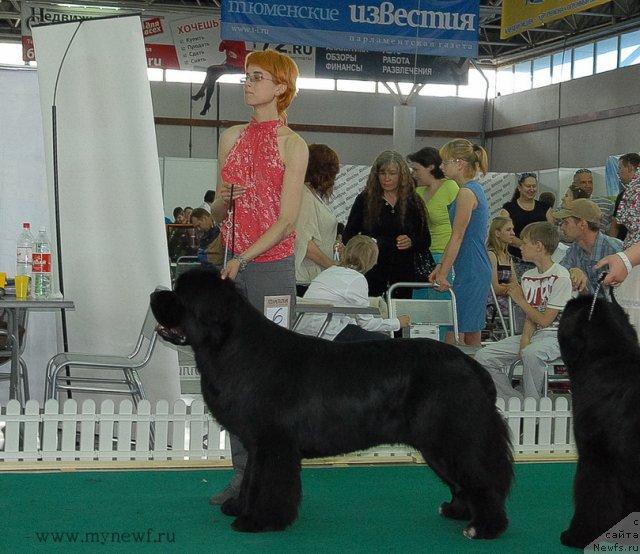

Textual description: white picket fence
[0,396,575,464]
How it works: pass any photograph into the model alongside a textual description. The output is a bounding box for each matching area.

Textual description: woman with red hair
[210,49,308,506]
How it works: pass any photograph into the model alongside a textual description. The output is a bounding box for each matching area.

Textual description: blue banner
[221,0,479,58]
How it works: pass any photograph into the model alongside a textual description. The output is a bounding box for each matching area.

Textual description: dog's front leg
[231,441,302,532]
[561,456,620,548]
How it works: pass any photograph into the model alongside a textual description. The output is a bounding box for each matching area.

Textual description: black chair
[0,309,29,403]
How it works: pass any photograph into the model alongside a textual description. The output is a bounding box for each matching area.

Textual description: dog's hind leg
[231,441,302,532]
[462,486,509,539]
[416,410,511,539]
[424,457,471,521]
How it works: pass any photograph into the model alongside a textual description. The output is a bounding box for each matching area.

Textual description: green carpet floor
[1,462,577,553]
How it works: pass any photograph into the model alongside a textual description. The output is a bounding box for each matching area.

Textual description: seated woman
[295,235,410,341]
[486,216,518,334]
[546,184,590,226]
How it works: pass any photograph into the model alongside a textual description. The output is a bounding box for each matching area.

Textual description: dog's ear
[150,290,184,328]
[558,299,590,365]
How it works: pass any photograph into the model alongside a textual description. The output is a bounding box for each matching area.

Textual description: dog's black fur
[151,268,513,537]
[558,294,640,548]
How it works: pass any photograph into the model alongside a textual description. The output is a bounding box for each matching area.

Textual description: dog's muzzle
[155,324,188,346]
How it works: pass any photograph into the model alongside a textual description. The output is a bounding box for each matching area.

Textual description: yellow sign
[501,0,611,39]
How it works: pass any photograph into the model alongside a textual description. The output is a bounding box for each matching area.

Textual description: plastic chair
[44,288,166,405]
[0,310,29,403]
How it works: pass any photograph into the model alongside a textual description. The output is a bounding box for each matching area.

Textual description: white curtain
[32,16,180,404]
[0,67,58,403]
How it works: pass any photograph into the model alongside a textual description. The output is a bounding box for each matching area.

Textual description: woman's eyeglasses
[240,73,274,84]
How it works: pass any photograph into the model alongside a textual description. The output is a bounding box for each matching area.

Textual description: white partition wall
[32,16,180,404]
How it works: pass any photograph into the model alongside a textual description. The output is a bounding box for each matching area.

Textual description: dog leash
[587,272,608,321]
[223,183,236,268]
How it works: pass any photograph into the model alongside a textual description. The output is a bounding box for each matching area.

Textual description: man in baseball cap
[552,199,622,294]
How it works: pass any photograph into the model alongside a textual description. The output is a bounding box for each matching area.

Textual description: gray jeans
[474,329,561,401]
[229,256,296,473]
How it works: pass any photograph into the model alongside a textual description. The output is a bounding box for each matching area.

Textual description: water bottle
[16,222,34,282]
[33,227,52,300]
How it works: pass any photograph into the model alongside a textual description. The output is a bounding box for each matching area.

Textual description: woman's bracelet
[615,251,633,275]
[232,255,249,272]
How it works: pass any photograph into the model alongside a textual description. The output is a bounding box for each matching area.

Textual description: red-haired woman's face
[243,64,280,108]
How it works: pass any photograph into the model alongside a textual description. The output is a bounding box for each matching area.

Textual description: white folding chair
[44,287,167,405]
[387,282,459,342]
[488,285,517,339]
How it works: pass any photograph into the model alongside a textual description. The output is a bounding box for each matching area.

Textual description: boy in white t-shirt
[475,222,572,400]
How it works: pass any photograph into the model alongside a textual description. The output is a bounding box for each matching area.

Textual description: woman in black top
[500,172,549,261]
[343,150,431,298]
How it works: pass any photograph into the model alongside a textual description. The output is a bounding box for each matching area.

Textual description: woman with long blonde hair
[486,216,517,319]
[429,139,492,345]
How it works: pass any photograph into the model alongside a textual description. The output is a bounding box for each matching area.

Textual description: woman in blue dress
[429,139,492,346]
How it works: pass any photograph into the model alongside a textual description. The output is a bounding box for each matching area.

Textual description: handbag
[414,250,437,282]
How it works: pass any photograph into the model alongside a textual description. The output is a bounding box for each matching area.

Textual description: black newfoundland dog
[558,294,640,548]
[151,268,513,538]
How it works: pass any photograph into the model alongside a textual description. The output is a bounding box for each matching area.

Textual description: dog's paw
[220,497,242,517]
[463,525,477,539]
[560,528,589,548]
[463,516,508,540]
[439,500,470,520]
[231,515,287,533]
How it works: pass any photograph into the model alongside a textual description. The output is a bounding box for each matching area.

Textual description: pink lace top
[220,118,294,262]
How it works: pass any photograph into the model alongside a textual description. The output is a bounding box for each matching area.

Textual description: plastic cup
[15,275,29,299]
[0,272,5,288]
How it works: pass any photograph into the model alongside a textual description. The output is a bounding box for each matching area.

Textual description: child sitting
[475,222,572,400]
[296,235,410,341]
[486,216,518,321]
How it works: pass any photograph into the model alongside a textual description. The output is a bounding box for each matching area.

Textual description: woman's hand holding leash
[220,182,247,203]
[595,253,630,287]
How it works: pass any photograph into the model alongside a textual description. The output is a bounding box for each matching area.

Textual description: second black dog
[151,268,513,538]
[558,294,640,548]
